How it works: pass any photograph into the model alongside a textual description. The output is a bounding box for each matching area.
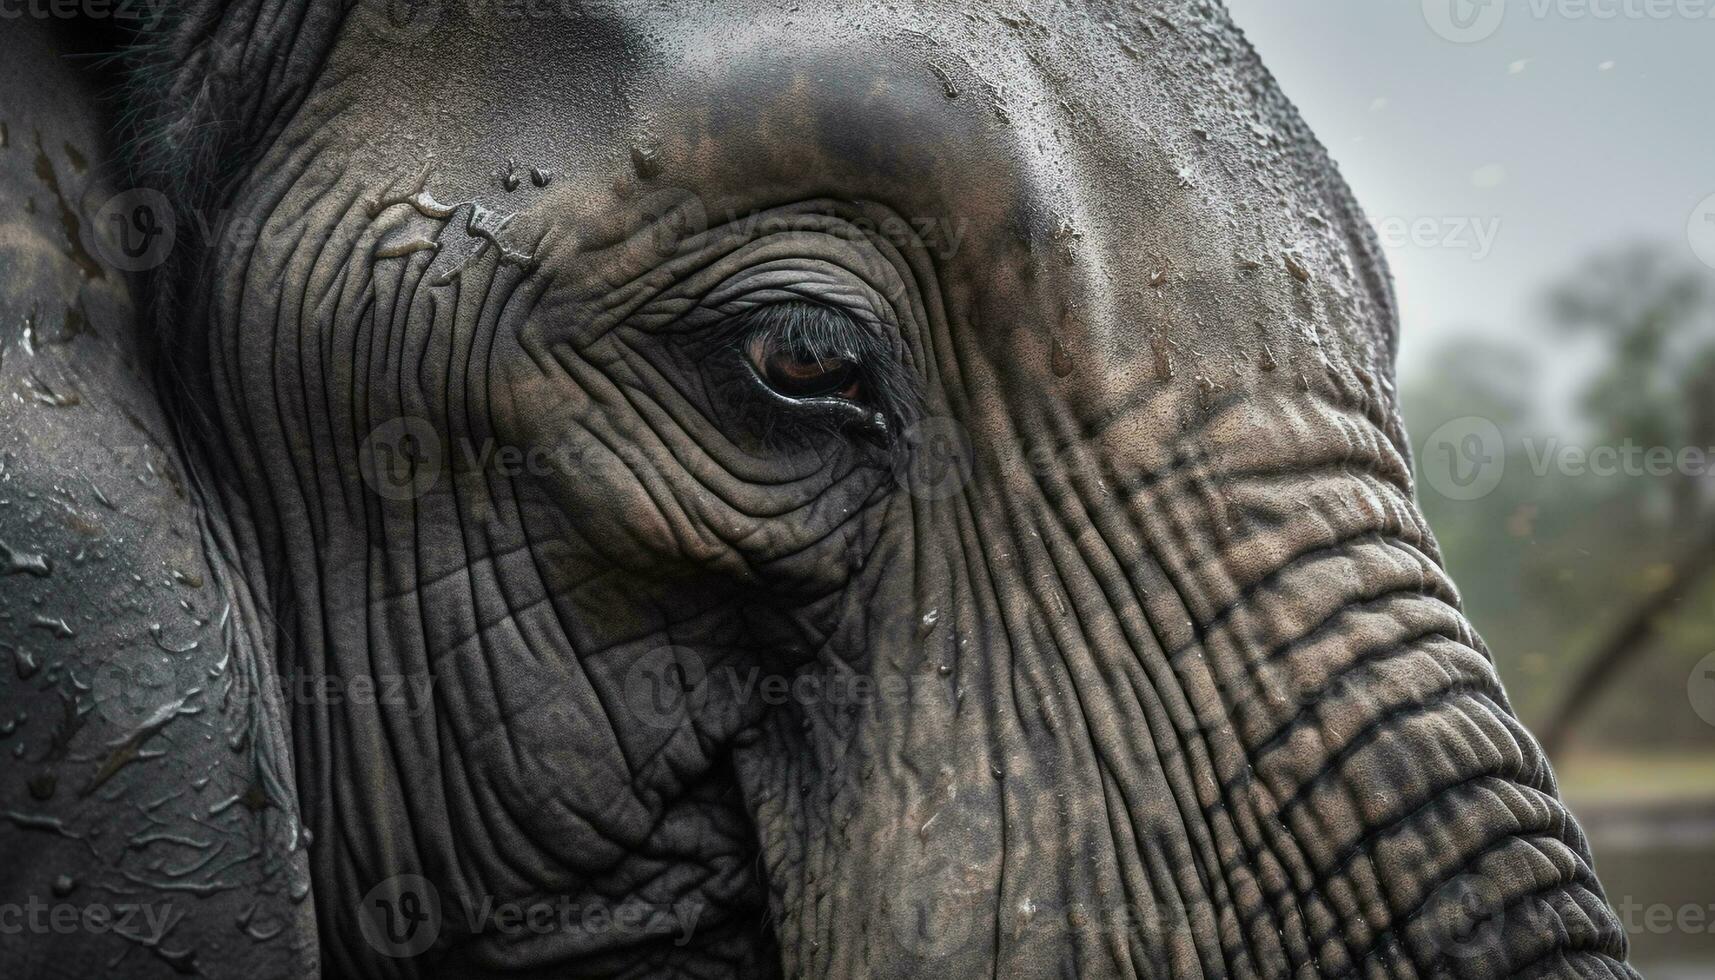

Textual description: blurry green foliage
[1402,244,1715,751]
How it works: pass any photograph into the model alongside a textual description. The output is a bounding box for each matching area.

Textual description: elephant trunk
[734,381,1632,978]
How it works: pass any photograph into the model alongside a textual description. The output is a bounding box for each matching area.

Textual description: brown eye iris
[746,335,863,401]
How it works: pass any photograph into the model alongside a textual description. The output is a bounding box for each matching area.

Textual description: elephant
[0,2,1638,977]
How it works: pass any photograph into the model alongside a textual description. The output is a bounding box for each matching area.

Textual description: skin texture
[0,20,316,979]
[0,2,1638,977]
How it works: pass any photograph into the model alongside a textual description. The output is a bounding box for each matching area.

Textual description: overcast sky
[1225,0,1715,396]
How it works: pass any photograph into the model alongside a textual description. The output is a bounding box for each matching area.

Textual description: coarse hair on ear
[114,0,347,361]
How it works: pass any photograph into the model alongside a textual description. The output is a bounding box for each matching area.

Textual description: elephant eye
[746,334,863,401]
[737,302,871,403]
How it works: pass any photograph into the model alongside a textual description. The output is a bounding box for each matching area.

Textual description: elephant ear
[0,24,315,978]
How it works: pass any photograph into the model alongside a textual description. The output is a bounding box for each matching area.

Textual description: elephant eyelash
[727,300,921,436]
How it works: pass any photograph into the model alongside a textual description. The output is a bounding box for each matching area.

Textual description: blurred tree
[1402,243,1715,755]
[1549,245,1715,524]
[1538,246,1715,753]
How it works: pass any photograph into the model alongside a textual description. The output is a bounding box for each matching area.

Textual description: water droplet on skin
[630,145,661,181]
[1148,255,1170,290]
[1196,375,1217,413]
[31,616,74,639]
[12,647,39,680]
[919,608,940,634]
[937,663,952,677]
[27,374,79,408]
[928,62,960,99]
[150,623,200,654]
[372,236,440,260]
[51,874,74,897]
[1049,335,1075,378]
[1151,330,1175,380]
[0,540,51,577]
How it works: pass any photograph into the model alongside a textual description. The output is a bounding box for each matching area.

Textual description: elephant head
[0,3,1636,978]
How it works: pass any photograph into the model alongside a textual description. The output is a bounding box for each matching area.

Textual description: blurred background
[1226,1,1715,974]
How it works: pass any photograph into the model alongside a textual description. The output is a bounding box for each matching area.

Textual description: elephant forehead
[315,2,1377,371]
[323,1,1310,265]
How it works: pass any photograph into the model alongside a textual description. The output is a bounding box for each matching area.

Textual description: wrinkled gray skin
[0,3,1639,978]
